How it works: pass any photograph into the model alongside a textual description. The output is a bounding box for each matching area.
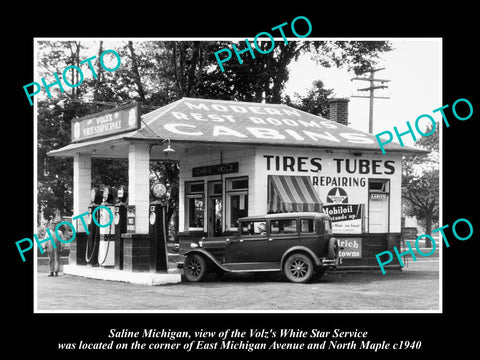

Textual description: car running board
[222,262,282,272]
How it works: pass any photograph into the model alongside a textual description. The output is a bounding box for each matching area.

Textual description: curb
[63,264,182,286]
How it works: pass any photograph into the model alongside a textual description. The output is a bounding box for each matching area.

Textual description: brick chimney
[328,98,350,126]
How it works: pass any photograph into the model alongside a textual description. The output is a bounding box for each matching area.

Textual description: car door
[225,219,270,263]
[264,218,300,262]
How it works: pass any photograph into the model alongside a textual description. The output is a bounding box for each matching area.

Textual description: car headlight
[190,243,198,249]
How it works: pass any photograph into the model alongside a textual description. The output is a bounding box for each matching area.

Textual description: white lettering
[303,130,340,142]
[249,116,266,124]
[246,127,286,139]
[284,129,304,140]
[282,118,298,126]
[207,114,225,122]
[222,115,236,123]
[212,126,248,138]
[211,104,228,111]
[164,123,202,135]
[249,107,266,114]
[185,102,209,111]
[266,117,282,125]
[171,111,189,120]
[190,113,207,121]
[298,120,322,128]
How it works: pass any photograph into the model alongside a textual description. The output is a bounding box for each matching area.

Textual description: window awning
[268,175,322,213]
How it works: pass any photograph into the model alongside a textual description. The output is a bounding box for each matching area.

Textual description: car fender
[184,249,230,272]
[281,246,322,267]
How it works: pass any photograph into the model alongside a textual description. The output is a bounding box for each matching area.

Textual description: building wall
[178,145,402,235]
[253,147,402,233]
[178,147,256,233]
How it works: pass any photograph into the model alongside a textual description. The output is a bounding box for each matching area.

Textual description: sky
[284,38,442,143]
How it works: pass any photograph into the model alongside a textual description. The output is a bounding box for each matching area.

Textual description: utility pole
[351,68,390,133]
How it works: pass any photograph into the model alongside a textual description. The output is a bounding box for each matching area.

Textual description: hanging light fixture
[163,138,175,153]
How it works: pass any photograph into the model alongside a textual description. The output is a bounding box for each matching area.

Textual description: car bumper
[321,258,337,267]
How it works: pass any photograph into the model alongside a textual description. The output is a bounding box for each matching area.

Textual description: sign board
[370,193,387,200]
[337,238,362,258]
[323,204,363,234]
[127,205,136,233]
[71,102,141,142]
[193,162,239,177]
[141,98,412,151]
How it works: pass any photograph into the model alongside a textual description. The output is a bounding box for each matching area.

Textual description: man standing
[43,221,65,277]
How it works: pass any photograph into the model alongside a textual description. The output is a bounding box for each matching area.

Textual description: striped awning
[268,175,322,213]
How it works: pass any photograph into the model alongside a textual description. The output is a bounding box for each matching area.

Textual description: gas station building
[48,97,424,279]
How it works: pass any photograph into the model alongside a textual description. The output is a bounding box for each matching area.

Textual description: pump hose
[85,209,98,263]
[85,231,98,263]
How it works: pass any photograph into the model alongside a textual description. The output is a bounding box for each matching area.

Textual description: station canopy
[49,97,423,158]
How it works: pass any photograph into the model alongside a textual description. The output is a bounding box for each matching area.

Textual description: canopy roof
[49,97,425,157]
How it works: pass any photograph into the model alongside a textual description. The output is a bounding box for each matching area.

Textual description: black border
[7,6,478,357]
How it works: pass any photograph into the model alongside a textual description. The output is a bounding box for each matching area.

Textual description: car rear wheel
[184,254,207,282]
[284,253,314,283]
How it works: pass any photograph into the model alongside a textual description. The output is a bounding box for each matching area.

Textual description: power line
[351,68,390,134]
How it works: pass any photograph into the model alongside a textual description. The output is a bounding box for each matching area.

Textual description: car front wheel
[184,254,207,282]
[284,253,314,283]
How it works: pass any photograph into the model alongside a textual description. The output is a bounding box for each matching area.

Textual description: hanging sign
[71,102,141,142]
[337,238,362,258]
[192,162,239,177]
[370,193,387,200]
[323,204,364,234]
[127,205,136,233]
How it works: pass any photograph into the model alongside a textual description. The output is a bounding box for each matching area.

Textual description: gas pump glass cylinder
[152,183,167,199]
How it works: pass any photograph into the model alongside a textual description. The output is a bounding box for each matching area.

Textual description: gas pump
[98,185,115,267]
[86,187,102,266]
[114,185,128,270]
[148,182,169,272]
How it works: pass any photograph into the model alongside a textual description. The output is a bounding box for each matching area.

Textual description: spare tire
[328,237,338,259]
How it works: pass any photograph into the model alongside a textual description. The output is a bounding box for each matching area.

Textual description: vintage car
[182,212,339,283]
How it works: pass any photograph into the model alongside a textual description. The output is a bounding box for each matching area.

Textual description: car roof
[238,212,329,222]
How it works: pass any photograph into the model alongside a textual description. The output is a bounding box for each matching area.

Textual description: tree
[284,79,334,117]
[402,123,439,246]
[37,39,393,231]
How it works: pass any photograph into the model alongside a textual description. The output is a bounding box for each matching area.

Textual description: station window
[185,181,204,230]
[208,181,223,196]
[369,179,390,192]
[270,219,297,235]
[300,219,315,233]
[226,177,248,230]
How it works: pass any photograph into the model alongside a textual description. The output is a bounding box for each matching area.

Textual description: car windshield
[240,220,267,236]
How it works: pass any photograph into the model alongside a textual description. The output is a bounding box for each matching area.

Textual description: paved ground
[35,257,440,312]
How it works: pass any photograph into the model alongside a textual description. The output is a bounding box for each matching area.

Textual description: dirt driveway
[35,257,440,312]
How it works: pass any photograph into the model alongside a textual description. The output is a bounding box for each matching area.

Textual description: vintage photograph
[33,38,441,312]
